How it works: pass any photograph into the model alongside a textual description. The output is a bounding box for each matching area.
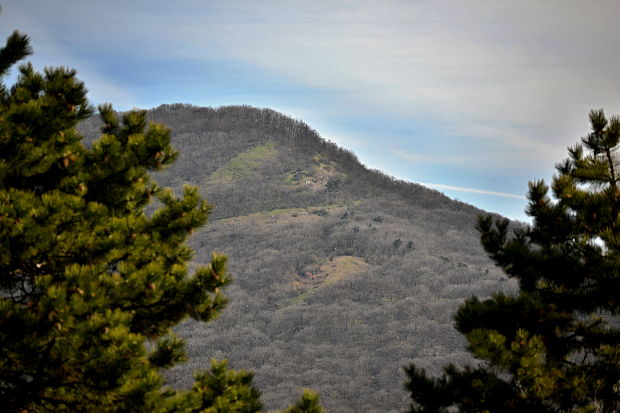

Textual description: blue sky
[3,1,620,222]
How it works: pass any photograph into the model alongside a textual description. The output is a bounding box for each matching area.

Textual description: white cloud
[419,182,527,200]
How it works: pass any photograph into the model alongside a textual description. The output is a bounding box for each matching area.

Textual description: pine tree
[0,31,324,412]
[405,109,620,413]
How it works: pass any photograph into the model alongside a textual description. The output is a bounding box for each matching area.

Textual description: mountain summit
[80,104,514,413]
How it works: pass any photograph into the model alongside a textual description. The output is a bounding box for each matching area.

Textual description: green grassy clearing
[211,141,278,181]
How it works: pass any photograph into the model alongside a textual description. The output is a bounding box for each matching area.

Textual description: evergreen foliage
[0,31,322,412]
[281,390,325,413]
[406,109,620,412]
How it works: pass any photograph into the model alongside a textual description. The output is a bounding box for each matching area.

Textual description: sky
[2,1,619,222]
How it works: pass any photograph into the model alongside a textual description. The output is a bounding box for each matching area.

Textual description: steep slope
[80,105,516,413]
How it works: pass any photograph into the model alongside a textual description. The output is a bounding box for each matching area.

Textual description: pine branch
[0,31,32,78]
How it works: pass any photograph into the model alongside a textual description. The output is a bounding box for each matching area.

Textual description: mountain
[80,104,517,413]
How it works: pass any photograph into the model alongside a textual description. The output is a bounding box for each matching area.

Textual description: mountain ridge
[79,104,516,413]
[81,103,492,222]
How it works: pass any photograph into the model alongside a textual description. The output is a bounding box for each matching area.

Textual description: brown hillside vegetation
[79,104,517,412]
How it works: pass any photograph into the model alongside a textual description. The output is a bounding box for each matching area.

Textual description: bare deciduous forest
[80,104,518,412]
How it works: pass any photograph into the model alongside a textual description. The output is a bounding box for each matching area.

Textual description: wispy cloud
[397,152,473,167]
[419,182,527,200]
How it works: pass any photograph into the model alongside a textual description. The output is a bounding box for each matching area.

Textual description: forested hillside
[80,104,517,412]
